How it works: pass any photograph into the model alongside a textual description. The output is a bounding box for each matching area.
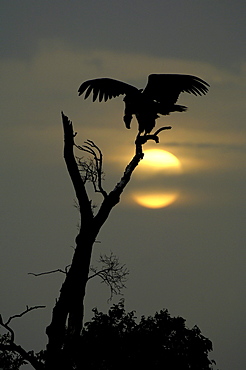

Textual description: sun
[140,149,182,173]
[133,192,179,209]
[132,149,181,208]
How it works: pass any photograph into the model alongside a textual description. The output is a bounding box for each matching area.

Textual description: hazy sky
[1,1,246,369]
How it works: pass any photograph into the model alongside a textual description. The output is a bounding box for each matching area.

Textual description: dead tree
[44,112,171,369]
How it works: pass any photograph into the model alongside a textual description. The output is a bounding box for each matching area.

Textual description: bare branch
[28,266,70,277]
[5,306,46,327]
[0,320,15,342]
[135,125,172,150]
[75,139,107,198]
[62,112,94,221]
[153,125,172,136]
[88,253,129,301]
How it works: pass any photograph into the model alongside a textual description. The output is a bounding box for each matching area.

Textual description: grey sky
[1,1,246,68]
[1,1,246,369]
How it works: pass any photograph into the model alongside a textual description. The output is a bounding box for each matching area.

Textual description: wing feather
[143,74,209,104]
[84,85,93,100]
[78,78,138,102]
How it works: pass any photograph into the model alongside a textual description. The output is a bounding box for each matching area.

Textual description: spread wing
[78,78,139,102]
[143,74,209,105]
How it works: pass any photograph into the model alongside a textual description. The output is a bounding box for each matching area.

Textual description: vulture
[78,74,209,135]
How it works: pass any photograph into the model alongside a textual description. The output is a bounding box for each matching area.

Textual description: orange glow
[140,149,182,173]
[133,192,179,208]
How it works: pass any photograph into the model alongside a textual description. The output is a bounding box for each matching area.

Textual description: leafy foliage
[0,301,216,370]
[0,333,46,370]
[76,300,216,370]
[0,333,27,370]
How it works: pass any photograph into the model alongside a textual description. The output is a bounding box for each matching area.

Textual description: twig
[5,305,46,327]
[88,253,129,301]
[135,125,172,146]
[153,125,172,136]
[28,266,70,277]
[75,139,107,198]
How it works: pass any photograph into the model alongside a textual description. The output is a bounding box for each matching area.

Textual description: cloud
[2,38,244,96]
[35,39,244,84]
[1,40,245,175]
[2,40,245,127]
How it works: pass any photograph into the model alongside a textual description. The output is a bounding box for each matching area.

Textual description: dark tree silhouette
[0,301,216,370]
[76,300,216,370]
[0,307,45,370]
[0,333,28,370]
[79,74,209,135]
[0,111,172,370]
[0,74,211,370]
[45,112,169,369]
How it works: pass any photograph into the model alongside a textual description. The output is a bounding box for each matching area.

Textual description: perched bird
[78,74,209,135]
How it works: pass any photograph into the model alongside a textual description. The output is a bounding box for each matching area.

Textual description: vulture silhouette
[78,74,209,135]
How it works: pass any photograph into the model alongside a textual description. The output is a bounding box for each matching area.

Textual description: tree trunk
[45,114,95,369]
[45,112,146,369]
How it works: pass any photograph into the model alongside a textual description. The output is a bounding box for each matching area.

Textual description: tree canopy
[0,300,216,370]
[75,300,216,370]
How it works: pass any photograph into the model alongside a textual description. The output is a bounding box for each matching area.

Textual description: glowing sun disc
[141,149,181,172]
[133,193,178,208]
